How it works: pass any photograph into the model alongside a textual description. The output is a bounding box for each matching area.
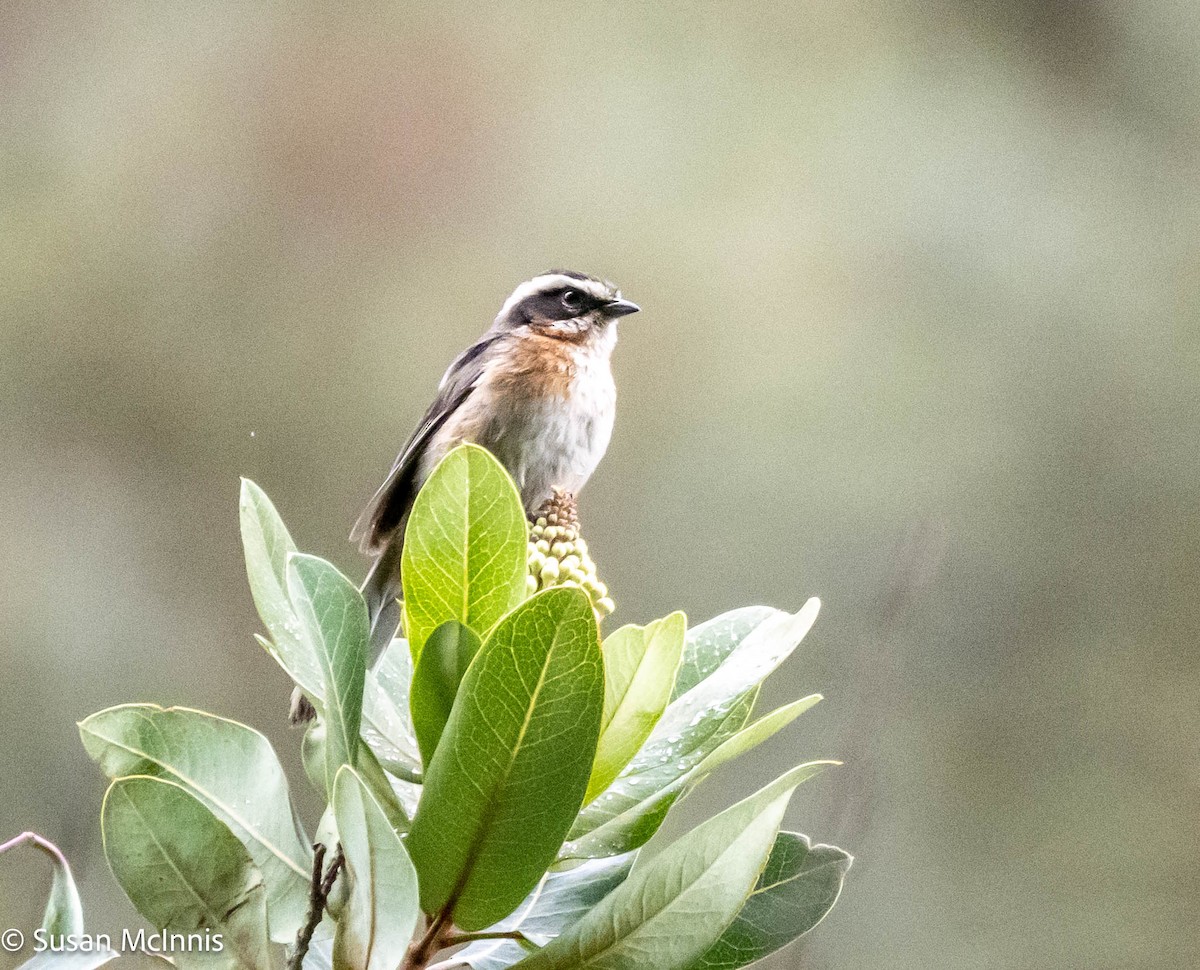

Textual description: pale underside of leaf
[512,764,824,970]
[79,704,310,941]
[240,479,422,778]
[431,853,639,970]
[17,950,120,970]
[287,554,369,794]
[687,832,853,970]
[671,607,779,701]
[563,601,822,860]
[101,776,271,970]
[332,766,420,970]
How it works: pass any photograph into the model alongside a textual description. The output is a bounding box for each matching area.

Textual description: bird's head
[494,270,639,342]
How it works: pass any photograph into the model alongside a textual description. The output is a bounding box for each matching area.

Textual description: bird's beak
[603,298,640,318]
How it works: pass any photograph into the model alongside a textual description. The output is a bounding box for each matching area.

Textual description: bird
[291,269,636,724]
[356,269,637,666]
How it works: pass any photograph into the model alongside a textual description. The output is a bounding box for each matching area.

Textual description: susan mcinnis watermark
[1,926,225,956]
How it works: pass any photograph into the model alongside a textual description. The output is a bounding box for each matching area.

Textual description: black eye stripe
[518,287,599,322]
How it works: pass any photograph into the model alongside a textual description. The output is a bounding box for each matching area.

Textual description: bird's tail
[362,537,403,668]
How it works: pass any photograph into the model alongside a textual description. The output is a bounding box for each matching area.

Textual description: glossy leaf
[269,631,422,784]
[406,588,604,931]
[79,704,311,941]
[367,637,423,780]
[410,620,482,767]
[401,444,528,658]
[565,601,821,860]
[101,776,271,970]
[287,553,368,795]
[586,613,686,803]
[672,607,777,701]
[511,764,826,970]
[686,832,852,970]
[688,696,825,790]
[432,853,638,970]
[332,767,420,970]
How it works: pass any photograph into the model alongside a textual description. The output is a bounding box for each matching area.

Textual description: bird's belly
[480,374,614,513]
[422,357,615,514]
[494,391,613,511]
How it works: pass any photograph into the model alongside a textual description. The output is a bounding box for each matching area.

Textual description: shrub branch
[288,842,344,970]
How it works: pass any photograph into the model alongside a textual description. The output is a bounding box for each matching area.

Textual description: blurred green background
[2,2,1198,967]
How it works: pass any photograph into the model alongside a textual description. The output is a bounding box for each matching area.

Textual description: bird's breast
[440,336,616,512]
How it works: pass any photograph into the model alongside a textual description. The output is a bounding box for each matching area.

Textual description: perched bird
[291,269,636,723]
[355,269,637,665]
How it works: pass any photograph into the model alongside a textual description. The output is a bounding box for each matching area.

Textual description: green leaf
[39,847,84,938]
[239,479,298,642]
[407,588,604,931]
[672,607,777,701]
[354,741,412,833]
[2,834,117,970]
[586,613,686,803]
[564,601,822,860]
[287,553,369,795]
[239,480,321,685]
[332,767,420,970]
[685,833,852,970]
[434,853,638,970]
[410,620,482,768]
[401,444,528,658]
[269,633,422,784]
[79,704,311,941]
[301,716,329,793]
[445,830,841,970]
[302,720,411,832]
[368,638,422,780]
[687,696,826,790]
[239,482,420,782]
[101,776,271,970]
[510,764,826,970]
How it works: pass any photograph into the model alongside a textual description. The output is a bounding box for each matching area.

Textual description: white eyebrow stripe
[496,274,611,320]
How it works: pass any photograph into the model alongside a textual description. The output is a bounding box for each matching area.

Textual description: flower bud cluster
[526,491,614,620]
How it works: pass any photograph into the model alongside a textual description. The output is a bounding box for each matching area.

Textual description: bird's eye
[560,289,583,311]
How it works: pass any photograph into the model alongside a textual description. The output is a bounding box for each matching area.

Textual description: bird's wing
[350,333,504,553]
